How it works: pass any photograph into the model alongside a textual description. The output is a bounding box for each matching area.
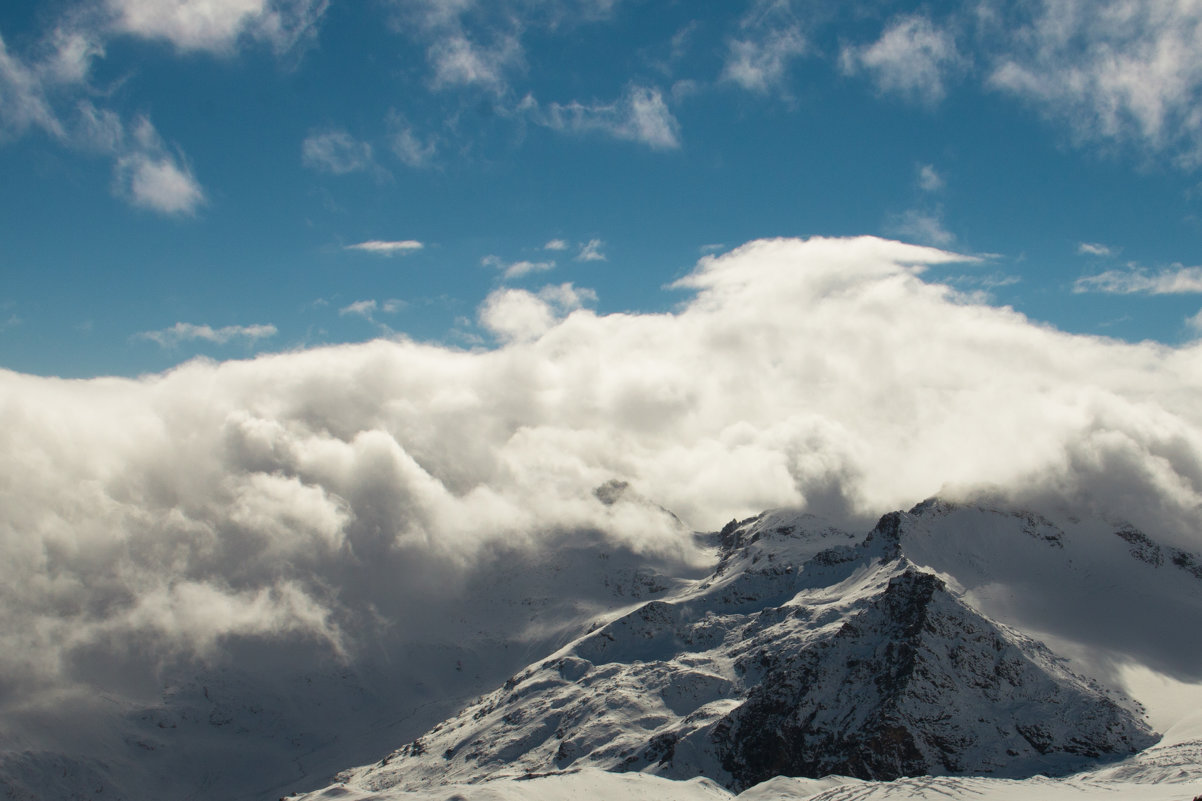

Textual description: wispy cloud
[841,15,962,106]
[540,86,681,150]
[887,208,955,247]
[112,117,205,215]
[0,33,204,216]
[576,238,606,262]
[1078,242,1116,257]
[988,0,1202,166]
[1074,265,1202,295]
[720,0,808,94]
[302,130,381,176]
[339,299,404,320]
[483,254,557,279]
[387,113,437,168]
[917,163,944,192]
[344,240,425,256]
[428,32,523,94]
[544,239,568,251]
[136,322,277,348]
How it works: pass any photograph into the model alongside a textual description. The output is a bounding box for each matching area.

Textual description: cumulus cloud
[988,0,1202,165]
[478,281,596,341]
[544,239,569,251]
[7,236,1202,781]
[1074,265,1202,294]
[136,321,278,347]
[841,14,963,105]
[344,240,425,256]
[540,86,681,149]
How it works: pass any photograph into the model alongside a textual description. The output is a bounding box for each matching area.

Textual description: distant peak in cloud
[136,321,278,348]
[345,240,425,255]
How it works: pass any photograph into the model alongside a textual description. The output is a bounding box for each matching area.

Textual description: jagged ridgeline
[320,500,1189,795]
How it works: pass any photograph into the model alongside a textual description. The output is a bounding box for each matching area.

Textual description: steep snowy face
[322,508,1157,795]
[894,498,1202,687]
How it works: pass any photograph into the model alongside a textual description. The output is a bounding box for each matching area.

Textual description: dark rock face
[710,570,1154,790]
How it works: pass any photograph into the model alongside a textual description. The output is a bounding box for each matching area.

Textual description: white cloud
[8,236,1202,785]
[0,30,206,216]
[988,0,1202,165]
[339,299,404,320]
[1188,309,1202,333]
[478,281,596,342]
[541,85,680,150]
[388,114,438,168]
[0,29,95,142]
[841,15,962,105]
[1078,242,1116,257]
[482,254,557,279]
[345,240,425,256]
[111,116,205,215]
[302,130,380,176]
[137,321,278,348]
[428,32,523,94]
[104,0,329,54]
[1074,265,1202,295]
[576,238,606,262]
[887,207,955,246]
[918,163,944,192]
[544,239,569,251]
[720,0,808,94]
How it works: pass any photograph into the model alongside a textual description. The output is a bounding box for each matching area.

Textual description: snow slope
[300,501,1199,799]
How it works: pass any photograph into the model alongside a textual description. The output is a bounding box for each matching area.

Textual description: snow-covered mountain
[295,498,1202,801]
[6,496,1202,801]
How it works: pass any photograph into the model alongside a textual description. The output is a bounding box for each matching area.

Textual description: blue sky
[3,0,1202,377]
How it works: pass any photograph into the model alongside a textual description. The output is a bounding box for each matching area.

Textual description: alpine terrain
[294,497,1202,801]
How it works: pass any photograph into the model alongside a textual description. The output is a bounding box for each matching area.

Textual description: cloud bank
[3,236,1202,752]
